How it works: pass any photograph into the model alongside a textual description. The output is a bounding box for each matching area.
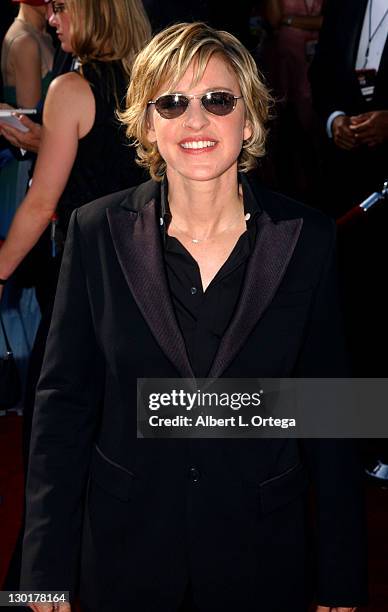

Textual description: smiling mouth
[180,140,216,150]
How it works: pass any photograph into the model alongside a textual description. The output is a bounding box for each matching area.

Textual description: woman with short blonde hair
[121,21,272,180]
[18,21,365,612]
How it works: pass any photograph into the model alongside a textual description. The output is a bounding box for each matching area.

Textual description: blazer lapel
[208,212,303,379]
[107,199,194,378]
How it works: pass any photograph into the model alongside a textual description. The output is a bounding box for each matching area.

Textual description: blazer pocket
[270,288,313,310]
[259,463,309,514]
[89,444,136,501]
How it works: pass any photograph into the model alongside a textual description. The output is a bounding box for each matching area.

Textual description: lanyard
[363,0,388,67]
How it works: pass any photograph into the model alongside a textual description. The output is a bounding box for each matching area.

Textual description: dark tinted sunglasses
[148,91,243,119]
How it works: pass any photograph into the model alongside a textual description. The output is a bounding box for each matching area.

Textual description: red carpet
[0,413,24,587]
[1,413,387,609]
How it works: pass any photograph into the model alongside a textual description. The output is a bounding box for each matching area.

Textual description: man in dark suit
[310,0,388,480]
[310,0,388,217]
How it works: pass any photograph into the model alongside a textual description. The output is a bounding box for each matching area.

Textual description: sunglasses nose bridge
[182,95,210,126]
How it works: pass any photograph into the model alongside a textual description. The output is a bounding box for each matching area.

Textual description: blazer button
[188,466,201,483]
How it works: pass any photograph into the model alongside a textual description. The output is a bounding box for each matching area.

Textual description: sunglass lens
[203,92,235,115]
[155,95,188,119]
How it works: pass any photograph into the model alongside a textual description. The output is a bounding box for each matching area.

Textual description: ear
[146,108,157,144]
[243,118,253,141]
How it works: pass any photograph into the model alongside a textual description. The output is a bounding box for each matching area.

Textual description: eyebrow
[164,87,236,95]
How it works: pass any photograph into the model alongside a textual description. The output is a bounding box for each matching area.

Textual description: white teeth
[180,140,216,149]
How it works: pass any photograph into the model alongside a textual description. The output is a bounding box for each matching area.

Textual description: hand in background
[0,114,42,153]
[332,115,359,150]
[350,110,388,147]
[28,603,71,612]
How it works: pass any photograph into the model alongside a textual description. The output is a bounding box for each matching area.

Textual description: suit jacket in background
[310,0,388,120]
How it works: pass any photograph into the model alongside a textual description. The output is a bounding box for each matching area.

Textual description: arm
[0,114,42,154]
[20,210,104,602]
[281,14,323,30]
[0,71,94,283]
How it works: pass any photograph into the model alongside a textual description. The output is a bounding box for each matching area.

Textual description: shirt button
[190,286,197,295]
[188,466,201,483]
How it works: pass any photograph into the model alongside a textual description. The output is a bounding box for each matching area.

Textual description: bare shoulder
[44,72,95,133]
[8,32,40,61]
[45,72,94,115]
[48,71,93,100]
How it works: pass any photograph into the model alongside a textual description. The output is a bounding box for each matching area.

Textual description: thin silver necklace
[170,210,251,244]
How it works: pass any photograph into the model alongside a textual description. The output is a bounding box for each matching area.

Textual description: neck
[18,6,45,32]
[166,169,244,236]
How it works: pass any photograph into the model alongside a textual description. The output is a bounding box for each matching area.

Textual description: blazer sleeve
[297,221,368,607]
[20,208,105,601]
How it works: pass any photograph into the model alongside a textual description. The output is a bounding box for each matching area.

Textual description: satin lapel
[107,201,194,378]
[207,213,303,379]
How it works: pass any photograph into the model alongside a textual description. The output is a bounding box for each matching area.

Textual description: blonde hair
[66,0,151,79]
[120,22,273,180]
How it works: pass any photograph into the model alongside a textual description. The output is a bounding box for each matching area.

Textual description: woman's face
[147,54,252,184]
[48,2,73,53]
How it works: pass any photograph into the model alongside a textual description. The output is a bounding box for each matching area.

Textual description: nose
[182,98,210,130]
[48,8,58,27]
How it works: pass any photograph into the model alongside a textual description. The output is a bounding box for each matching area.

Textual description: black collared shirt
[160,175,261,377]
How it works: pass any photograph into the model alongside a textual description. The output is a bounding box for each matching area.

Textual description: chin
[180,160,238,182]
[61,41,72,53]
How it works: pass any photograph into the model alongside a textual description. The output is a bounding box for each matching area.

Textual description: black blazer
[21,176,367,612]
[310,0,388,119]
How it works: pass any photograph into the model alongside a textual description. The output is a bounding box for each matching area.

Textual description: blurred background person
[259,0,325,204]
[310,0,388,484]
[0,0,54,413]
[1,0,54,230]
[0,0,151,593]
[1,0,150,461]
[310,0,388,218]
